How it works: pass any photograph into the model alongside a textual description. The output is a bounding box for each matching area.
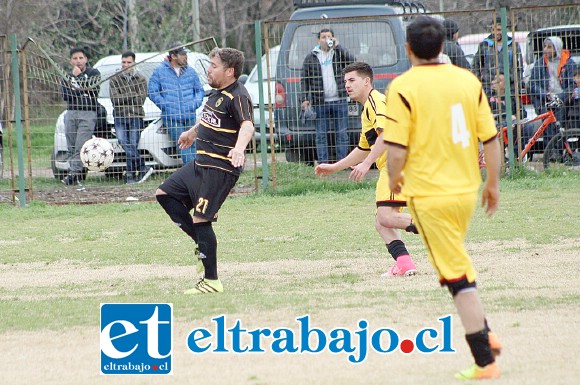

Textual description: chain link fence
[2,3,580,205]
[260,3,580,169]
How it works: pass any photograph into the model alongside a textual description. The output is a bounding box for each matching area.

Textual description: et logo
[100,303,173,375]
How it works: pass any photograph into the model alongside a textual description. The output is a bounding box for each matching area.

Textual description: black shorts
[159,162,238,221]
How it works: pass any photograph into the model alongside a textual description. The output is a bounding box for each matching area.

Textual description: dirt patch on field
[1,239,579,385]
[1,182,256,205]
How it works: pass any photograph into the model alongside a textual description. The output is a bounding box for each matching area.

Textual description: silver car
[51,51,211,179]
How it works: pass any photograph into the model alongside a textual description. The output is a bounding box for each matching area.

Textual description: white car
[241,45,280,147]
[51,51,211,179]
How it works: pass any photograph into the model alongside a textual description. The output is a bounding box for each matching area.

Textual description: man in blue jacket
[148,43,204,164]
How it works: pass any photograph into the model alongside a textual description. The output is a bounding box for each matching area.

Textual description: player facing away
[315,61,418,277]
[156,48,254,294]
[383,16,503,379]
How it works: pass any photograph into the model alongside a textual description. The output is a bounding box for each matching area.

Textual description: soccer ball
[80,136,114,171]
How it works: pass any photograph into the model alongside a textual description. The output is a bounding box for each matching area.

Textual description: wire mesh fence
[262,3,580,169]
[1,38,220,204]
[2,3,580,205]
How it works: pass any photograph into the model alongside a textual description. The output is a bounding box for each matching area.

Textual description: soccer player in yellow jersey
[383,16,502,380]
[315,61,418,277]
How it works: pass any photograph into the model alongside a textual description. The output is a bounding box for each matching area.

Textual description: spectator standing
[301,29,356,163]
[528,36,576,141]
[442,19,471,69]
[472,17,523,95]
[110,52,152,184]
[148,43,205,165]
[60,47,101,186]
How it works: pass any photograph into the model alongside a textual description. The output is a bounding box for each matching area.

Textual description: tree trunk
[128,0,138,50]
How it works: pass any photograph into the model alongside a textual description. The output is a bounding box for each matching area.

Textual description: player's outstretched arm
[350,138,387,182]
[315,148,367,177]
[481,137,501,217]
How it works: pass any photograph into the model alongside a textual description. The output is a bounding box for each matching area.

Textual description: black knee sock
[465,329,494,367]
[484,318,491,333]
[156,194,198,243]
[405,219,419,234]
[195,222,218,280]
[387,240,409,261]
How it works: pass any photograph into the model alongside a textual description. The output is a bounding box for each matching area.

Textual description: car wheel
[285,148,315,165]
[50,148,68,180]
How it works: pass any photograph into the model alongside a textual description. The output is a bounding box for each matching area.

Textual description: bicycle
[542,127,580,170]
[480,98,580,171]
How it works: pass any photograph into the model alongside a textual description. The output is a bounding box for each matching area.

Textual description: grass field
[0,170,579,384]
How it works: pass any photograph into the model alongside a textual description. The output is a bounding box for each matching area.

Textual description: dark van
[275,0,428,163]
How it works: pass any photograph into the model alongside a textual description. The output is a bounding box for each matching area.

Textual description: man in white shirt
[301,29,356,163]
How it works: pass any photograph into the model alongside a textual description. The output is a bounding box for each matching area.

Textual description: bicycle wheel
[543,129,580,170]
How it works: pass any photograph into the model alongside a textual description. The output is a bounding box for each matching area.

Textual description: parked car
[525,25,580,67]
[51,51,211,179]
[275,0,428,163]
[241,45,280,148]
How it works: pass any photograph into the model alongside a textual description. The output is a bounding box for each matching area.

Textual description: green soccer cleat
[184,278,224,294]
[454,362,500,380]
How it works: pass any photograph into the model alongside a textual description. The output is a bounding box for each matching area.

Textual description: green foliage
[242,162,376,196]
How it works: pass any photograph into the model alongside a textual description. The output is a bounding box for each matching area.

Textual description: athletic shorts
[408,192,478,285]
[375,167,406,209]
[159,162,238,222]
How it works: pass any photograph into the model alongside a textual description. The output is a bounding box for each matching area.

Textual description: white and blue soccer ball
[80,136,114,172]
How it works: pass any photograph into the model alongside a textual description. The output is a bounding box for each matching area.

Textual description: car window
[288,21,397,69]
[96,55,209,99]
[249,49,279,83]
[96,62,159,98]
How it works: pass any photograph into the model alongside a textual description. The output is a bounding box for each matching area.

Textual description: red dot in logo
[153,365,158,370]
[400,339,414,353]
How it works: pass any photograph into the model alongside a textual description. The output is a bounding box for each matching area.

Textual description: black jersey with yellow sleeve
[196,81,253,176]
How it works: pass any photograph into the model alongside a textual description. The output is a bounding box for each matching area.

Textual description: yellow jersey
[383,64,497,197]
[358,89,388,170]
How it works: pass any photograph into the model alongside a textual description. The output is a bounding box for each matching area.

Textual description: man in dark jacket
[472,17,523,95]
[442,19,470,70]
[528,36,576,143]
[110,51,151,184]
[60,47,101,186]
[301,29,356,163]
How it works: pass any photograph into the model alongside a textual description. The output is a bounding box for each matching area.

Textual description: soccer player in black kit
[156,47,254,294]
